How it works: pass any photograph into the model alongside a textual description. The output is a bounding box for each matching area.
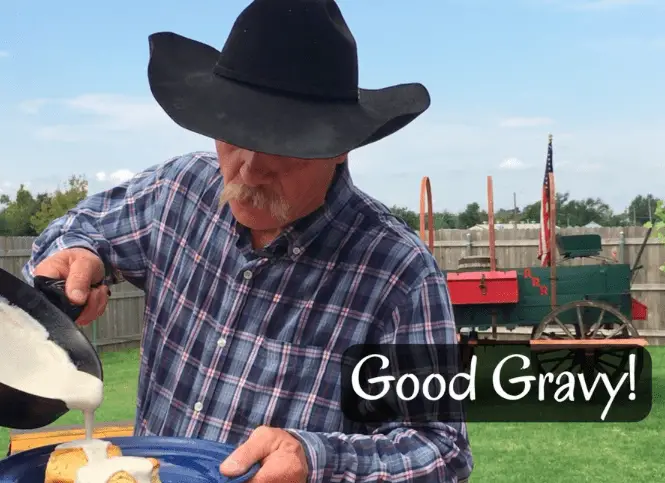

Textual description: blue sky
[1,0,663,215]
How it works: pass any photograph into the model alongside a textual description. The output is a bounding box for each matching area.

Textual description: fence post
[619,231,626,264]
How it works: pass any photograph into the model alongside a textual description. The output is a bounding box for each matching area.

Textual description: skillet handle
[32,276,105,322]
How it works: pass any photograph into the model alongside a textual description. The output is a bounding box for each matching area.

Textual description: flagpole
[548,134,557,308]
[487,175,496,271]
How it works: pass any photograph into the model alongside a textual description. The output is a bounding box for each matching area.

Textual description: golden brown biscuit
[74,456,161,483]
[44,440,122,483]
[105,458,161,483]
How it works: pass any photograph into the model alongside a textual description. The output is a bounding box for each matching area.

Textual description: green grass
[0,349,140,452]
[2,347,664,482]
[468,347,665,482]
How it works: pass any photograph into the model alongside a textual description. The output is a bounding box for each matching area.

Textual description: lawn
[0,349,139,453]
[1,347,663,481]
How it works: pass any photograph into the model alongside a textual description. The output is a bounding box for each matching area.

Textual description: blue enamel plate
[0,436,260,483]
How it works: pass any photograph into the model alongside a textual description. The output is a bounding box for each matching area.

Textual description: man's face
[216,140,346,231]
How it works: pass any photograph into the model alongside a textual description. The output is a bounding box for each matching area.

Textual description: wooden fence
[1,225,664,350]
[422,225,665,339]
[0,237,145,352]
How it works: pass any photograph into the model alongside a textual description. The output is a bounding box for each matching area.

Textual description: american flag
[538,135,554,267]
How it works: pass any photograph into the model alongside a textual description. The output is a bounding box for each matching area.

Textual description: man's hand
[219,426,308,483]
[33,247,109,326]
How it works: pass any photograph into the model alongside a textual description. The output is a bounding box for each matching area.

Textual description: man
[23,0,473,481]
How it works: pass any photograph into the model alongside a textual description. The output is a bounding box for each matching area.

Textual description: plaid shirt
[23,152,472,482]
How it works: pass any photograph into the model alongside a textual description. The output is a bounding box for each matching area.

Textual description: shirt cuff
[284,429,328,483]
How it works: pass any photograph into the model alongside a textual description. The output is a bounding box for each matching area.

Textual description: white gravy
[74,456,154,483]
[0,296,103,439]
[1,297,160,481]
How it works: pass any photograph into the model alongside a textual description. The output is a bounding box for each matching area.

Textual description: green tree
[457,202,488,229]
[626,194,663,225]
[645,199,665,273]
[434,211,458,229]
[560,197,614,226]
[520,192,622,227]
[30,175,88,233]
[0,185,47,236]
[494,207,520,224]
[389,205,419,231]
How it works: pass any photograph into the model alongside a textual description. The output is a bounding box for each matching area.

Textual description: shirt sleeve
[285,268,473,482]
[22,161,171,290]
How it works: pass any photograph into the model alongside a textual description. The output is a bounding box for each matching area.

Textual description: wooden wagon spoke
[546,353,575,373]
[531,299,643,381]
[537,351,574,365]
[575,306,583,329]
[588,310,606,338]
[606,323,628,339]
[596,359,621,371]
[551,318,576,339]
[596,350,624,360]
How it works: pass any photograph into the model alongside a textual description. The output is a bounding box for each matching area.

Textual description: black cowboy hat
[147,0,431,160]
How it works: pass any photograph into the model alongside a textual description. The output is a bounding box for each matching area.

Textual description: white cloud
[499,117,554,128]
[8,92,665,214]
[21,94,176,142]
[34,125,83,143]
[95,170,135,183]
[499,158,530,170]
[0,51,9,58]
[18,99,49,114]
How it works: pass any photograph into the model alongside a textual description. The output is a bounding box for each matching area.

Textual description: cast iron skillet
[0,267,103,429]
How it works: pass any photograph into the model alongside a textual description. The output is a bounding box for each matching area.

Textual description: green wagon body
[450,263,635,331]
[445,234,648,336]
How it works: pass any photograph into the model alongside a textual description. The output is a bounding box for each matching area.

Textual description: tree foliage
[389,191,663,232]
[645,199,665,273]
[0,175,660,243]
[0,175,88,236]
[30,176,88,233]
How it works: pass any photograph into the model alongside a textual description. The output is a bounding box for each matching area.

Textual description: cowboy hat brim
[147,32,431,159]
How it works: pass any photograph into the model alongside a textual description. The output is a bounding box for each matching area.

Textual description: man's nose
[239,152,273,186]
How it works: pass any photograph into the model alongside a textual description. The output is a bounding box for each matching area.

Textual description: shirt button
[194,402,203,412]
[243,270,253,280]
[217,337,226,348]
[292,247,302,255]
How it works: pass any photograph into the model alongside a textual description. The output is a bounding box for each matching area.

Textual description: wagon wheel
[457,330,477,373]
[531,300,644,383]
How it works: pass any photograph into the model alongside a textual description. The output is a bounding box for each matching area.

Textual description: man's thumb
[65,256,102,304]
[219,456,244,476]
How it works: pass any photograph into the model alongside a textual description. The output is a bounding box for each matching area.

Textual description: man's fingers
[246,454,303,483]
[33,255,69,279]
[220,427,275,476]
[65,256,103,304]
[75,285,107,326]
[95,286,111,319]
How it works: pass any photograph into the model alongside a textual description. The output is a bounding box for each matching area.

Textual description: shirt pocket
[215,335,346,434]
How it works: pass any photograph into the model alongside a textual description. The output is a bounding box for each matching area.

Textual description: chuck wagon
[417,175,649,378]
